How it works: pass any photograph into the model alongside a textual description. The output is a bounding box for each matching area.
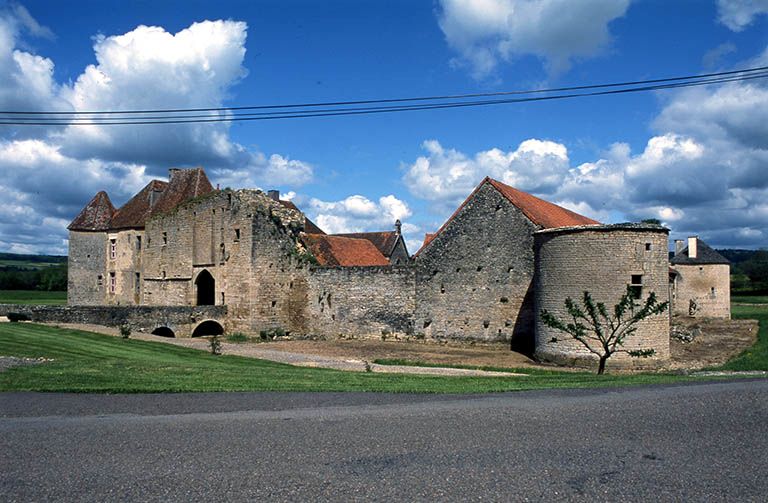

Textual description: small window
[221,292,226,304]
[220,243,226,262]
[136,235,142,251]
[629,275,643,299]
[162,270,166,279]
[645,243,652,251]
[109,272,116,294]
[97,275,103,286]
[109,239,116,259]
[162,232,167,245]
[234,228,240,242]
[135,272,140,294]
[710,287,716,298]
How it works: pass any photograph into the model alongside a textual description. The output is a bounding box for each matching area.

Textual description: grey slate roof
[671,238,730,265]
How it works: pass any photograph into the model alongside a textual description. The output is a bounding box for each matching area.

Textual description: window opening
[109,272,116,294]
[109,239,116,259]
[136,235,142,250]
[629,274,643,299]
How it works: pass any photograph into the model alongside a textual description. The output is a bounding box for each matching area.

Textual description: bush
[119,324,131,339]
[226,332,249,343]
[259,327,285,340]
[209,336,222,355]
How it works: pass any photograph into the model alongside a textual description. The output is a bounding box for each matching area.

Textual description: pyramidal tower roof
[67,191,116,231]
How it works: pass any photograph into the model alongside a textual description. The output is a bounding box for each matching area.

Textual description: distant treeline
[724,249,768,294]
[0,253,67,291]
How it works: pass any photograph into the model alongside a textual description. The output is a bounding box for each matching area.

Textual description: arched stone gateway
[195,269,215,306]
[151,326,175,338]
[192,320,224,337]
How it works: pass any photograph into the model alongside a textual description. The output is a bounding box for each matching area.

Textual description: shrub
[209,336,222,355]
[226,332,249,343]
[119,324,131,339]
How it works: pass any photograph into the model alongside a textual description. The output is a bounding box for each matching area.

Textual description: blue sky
[1,0,767,254]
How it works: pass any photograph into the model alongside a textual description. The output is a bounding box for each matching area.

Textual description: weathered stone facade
[534,224,671,369]
[670,237,731,319]
[413,182,538,348]
[66,168,686,369]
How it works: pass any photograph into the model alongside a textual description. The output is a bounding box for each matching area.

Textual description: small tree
[540,286,668,374]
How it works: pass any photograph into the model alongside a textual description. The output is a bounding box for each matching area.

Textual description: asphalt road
[1,380,767,501]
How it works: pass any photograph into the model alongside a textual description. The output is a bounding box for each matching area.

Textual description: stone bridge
[0,304,228,338]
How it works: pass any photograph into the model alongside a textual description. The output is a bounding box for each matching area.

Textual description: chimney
[688,236,698,259]
[168,168,180,181]
[395,219,402,235]
[267,190,280,201]
[674,240,684,256]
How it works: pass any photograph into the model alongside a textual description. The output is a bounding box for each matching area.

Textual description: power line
[1,67,766,126]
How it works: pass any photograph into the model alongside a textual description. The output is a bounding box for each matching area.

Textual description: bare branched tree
[540,286,668,374]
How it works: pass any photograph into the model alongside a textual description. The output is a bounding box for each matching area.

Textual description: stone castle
[67,167,730,368]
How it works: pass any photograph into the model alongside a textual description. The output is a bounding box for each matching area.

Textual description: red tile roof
[68,191,115,231]
[301,233,390,266]
[415,177,599,256]
[150,167,213,216]
[278,200,325,234]
[487,178,599,229]
[108,180,168,230]
[331,231,399,258]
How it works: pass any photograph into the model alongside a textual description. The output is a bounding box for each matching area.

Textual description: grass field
[732,295,768,304]
[0,323,715,394]
[716,303,768,371]
[0,290,67,305]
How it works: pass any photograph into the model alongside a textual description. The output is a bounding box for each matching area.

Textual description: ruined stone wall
[306,266,416,339]
[0,303,226,337]
[534,225,670,369]
[68,231,106,305]
[139,188,311,335]
[672,264,730,319]
[414,183,538,348]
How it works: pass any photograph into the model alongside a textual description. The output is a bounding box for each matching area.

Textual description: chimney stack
[674,240,684,256]
[688,236,698,259]
[395,219,402,235]
[267,190,280,201]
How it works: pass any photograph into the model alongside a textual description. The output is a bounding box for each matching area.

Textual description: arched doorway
[192,320,224,337]
[195,270,215,306]
[151,326,175,338]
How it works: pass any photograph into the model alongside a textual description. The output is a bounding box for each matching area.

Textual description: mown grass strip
[0,290,67,305]
[0,323,713,394]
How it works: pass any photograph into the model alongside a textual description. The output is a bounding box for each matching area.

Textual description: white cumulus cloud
[437,0,630,78]
[716,0,768,31]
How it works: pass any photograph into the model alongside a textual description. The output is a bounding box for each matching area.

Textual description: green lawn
[0,290,67,305]
[0,323,709,394]
[732,295,768,304]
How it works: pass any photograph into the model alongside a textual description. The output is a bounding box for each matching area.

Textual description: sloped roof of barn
[331,231,400,258]
[415,177,599,256]
[301,233,390,267]
[108,180,168,230]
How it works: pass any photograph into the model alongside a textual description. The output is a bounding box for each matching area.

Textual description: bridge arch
[151,326,175,338]
[192,319,224,337]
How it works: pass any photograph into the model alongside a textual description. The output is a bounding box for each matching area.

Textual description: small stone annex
[66,167,728,369]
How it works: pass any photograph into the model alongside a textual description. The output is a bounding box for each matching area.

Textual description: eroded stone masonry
[67,168,730,368]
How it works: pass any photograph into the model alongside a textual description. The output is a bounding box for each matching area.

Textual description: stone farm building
[67,167,728,369]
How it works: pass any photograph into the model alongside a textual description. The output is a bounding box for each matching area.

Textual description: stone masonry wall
[672,264,731,319]
[105,229,143,305]
[534,225,670,369]
[0,304,226,337]
[414,183,538,349]
[306,266,416,339]
[68,231,106,305]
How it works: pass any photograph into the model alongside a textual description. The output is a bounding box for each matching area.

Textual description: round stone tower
[534,223,670,370]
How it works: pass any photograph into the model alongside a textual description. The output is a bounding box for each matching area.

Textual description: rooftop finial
[395,219,402,235]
